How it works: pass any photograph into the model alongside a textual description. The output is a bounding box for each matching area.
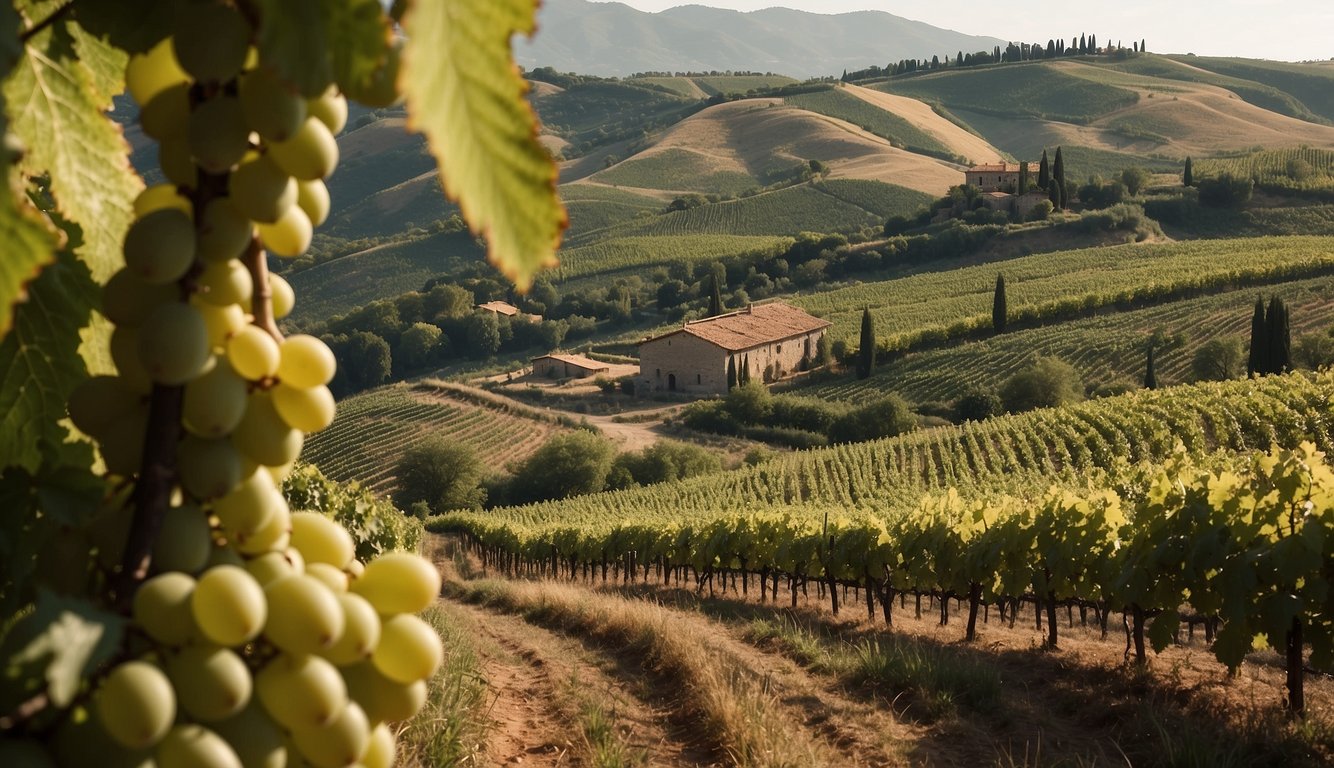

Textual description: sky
[599,1,1334,63]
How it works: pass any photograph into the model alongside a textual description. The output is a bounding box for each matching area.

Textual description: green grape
[372,614,442,684]
[271,382,335,432]
[126,37,187,105]
[289,512,354,569]
[291,700,369,768]
[239,65,307,143]
[351,552,442,615]
[194,299,248,350]
[255,203,312,257]
[166,646,252,721]
[179,434,245,501]
[99,407,150,476]
[264,460,296,485]
[256,654,347,730]
[172,2,251,84]
[246,549,300,586]
[295,178,330,227]
[139,81,190,140]
[192,563,267,646]
[341,662,426,725]
[67,374,142,438]
[229,152,297,224]
[103,267,179,327]
[133,183,192,219]
[263,574,345,654]
[233,390,303,467]
[133,572,197,646]
[345,558,364,579]
[156,724,242,768]
[189,94,251,174]
[270,273,295,319]
[306,86,348,135]
[206,542,247,569]
[212,702,287,768]
[110,325,152,393]
[227,325,281,380]
[304,562,348,593]
[322,592,379,667]
[183,357,248,437]
[198,197,254,264]
[362,722,395,768]
[233,500,290,556]
[151,503,214,574]
[213,467,281,536]
[267,116,338,180]
[123,208,196,285]
[137,303,211,385]
[97,661,176,750]
[196,256,253,308]
[159,132,199,188]
[347,41,402,108]
[277,334,336,388]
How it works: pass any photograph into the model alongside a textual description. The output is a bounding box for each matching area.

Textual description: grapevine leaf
[1147,607,1179,652]
[4,13,139,284]
[0,590,124,708]
[400,0,566,291]
[256,0,391,98]
[70,0,174,55]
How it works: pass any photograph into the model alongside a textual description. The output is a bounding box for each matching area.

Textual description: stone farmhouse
[531,353,609,379]
[965,162,1039,193]
[637,302,831,395]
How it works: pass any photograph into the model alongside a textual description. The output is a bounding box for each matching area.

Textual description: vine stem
[19,2,72,43]
[244,237,283,342]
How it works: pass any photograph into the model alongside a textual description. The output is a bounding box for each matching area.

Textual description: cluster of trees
[681,381,917,448]
[1248,296,1292,376]
[392,431,722,514]
[842,36,1147,82]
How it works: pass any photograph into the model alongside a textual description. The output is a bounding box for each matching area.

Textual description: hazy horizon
[588,0,1332,63]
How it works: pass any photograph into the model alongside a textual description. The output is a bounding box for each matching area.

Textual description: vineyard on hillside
[784,87,955,158]
[802,273,1334,404]
[552,234,792,282]
[794,235,1334,347]
[605,184,889,239]
[303,383,566,497]
[1196,147,1334,195]
[593,147,761,194]
[883,62,1139,124]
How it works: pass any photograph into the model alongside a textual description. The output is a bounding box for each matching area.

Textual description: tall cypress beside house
[1018,161,1029,193]
[1248,296,1266,376]
[992,274,1007,334]
[707,271,723,317]
[1052,146,1066,198]
[1038,149,1050,189]
[856,308,875,379]
[1267,296,1291,374]
[1183,156,1194,187]
[726,357,737,390]
[1144,346,1157,389]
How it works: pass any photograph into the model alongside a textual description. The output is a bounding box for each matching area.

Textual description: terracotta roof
[967,162,1039,173]
[532,353,609,371]
[642,302,831,352]
[477,300,520,316]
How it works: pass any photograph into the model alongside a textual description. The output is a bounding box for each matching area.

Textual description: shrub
[1191,337,1244,381]
[1198,174,1254,208]
[829,395,915,443]
[508,430,616,503]
[953,388,1002,422]
[393,436,485,513]
[743,424,829,449]
[724,381,774,423]
[611,440,722,486]
[1000,357,1084,412]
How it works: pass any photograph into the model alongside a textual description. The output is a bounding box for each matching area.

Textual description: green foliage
[464,312,501,358]
[1000,356,1084,412]
[1192,337,1244,382]
[554,234,791,282]
[1120,166,1150,196]
[884,63,1138,124]
[857,308,875,379]
[1196,148,1334,197]
[392,436,485,513]
[784,87,955,159]
[1198,173,1254,208]
[396,321,446,370]
[593,147,758,195]
[829,395,915,443]
[609,440,721,489]
[328,330,392,395]
[953,388,1003,422]
[281,464,423,560]
[1294,332,1334,371]
[508,430,616,504]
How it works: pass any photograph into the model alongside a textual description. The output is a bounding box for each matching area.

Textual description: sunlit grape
[197,257,253,307]
[166,645,252,721]
[246,549,301,586]
[229,152,297,224]
[362,722,395,768]
[255,203,312,257]
[272,382,335,432]
[306,86,348,135]
[289,511,354,569]
[126,37,187,105]
[351,552,441,615]
[267,116,338,180]
[322,592,379,667]
[372,613,442,684]
[212,702,287,768]
[213,467,282,536]
[239,65,307,143]
[192,564,267,646]
[96,661,175,750]
[133,572,197,646]
[342,662,426,725]
[156,724,242,768]
[296,178,330,227]
[139,81,190,140]
[304,562,349,593]
[263,574,345,654]
[233,391,304,467]
[256,653,347,730]
[291,700,369,768]
[233,500,291,556]
[270,273,295,319]
[151,504,213,574]
[277,334,337,388]
[193,299,248,350]
[133,183,192,219]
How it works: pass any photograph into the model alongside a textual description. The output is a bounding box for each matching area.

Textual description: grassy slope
[883,60,1139,123]
[1168,56,1334,123]
[784,87,955,158]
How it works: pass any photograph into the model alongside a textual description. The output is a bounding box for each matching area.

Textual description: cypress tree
[1247,296,1266,376]
[1144,346,1157,389]
[992,274,1007,334]
[1267,296,1291,374]
[1183,156,1194,187]
[1038,149,1050,189]
[1141,39,1146,53]
[1048,179,1063,209]
[856,308,875,379]
[1052,146,1066,195]
[742,355,751,384]
[727,356,737,390]
[1018,160,1029,193]
[707,270,723,317]
[1079,33,1087,54]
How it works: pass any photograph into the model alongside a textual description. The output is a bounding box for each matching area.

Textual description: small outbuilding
[532,353,611,379]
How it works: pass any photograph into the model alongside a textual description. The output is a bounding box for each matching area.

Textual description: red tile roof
[642,302,831,352]
[532,353,609,371]
[477,300,520,316]
[967,162,1039,173]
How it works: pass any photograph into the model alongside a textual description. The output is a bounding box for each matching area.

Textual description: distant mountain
[516,0,1007,79]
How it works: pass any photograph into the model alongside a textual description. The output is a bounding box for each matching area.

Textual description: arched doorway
[667,373,676,391]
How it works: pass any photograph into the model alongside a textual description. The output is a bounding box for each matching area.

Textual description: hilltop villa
[965,162,1039,192]
[637,302,831,395]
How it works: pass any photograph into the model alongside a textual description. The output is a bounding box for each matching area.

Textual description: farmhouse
[477,300,541,323]
[637,302,831,395]
[965,162,1038,192]
[532,353,610,379]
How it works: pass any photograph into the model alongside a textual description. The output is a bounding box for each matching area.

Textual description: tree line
[842,35,1148,81]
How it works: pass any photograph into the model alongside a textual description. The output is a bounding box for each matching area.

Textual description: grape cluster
[59,4,436,766]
